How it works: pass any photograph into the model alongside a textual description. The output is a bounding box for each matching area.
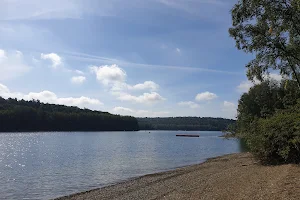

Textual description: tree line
[229,0,300,164]
[138,117,235,131]
[0,96,236,132]
[0,97,139,132]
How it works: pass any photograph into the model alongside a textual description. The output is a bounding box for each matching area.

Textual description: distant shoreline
[55,153,300,200]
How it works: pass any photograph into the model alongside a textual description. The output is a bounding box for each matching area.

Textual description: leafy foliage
[245,101,300,164]
[138,117,235,131]
[236,79,300,163]
[237,80,300,136]
[229,0,300,87]
[0,97,139,132]
[229,0,300,164]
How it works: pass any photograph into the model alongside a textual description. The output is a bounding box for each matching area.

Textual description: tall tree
[229,0,300,88]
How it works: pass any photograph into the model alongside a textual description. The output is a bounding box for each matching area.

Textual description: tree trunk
[291,65,300,89]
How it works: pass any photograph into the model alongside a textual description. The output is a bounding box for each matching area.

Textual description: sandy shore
[55,153,300,200]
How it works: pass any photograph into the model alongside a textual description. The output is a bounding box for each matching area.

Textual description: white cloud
[0,49,7,62]
[113,106,134,113]
[195,91,218,101]
[0,83,103,109]
[130,81,159,91]
[90,64,163,103]
[112,106,169,117]
[110,81,159,92]
[237,73,283,93]
[110,82,130,92]
[32,56,39,63]
[0,83,9,93]
[117,92,166,104]
[223,101,236,109]
[41,53,62,68]
[15,50,23,57]
[90,64,127,85]
[176,48,181,53]
[25,91,102,108]
[178,101,200,109]
[75,70,84,75]
[0,49,31,80]
[237,81,253,93]
[222,101,237,119]
[71,76,86,84]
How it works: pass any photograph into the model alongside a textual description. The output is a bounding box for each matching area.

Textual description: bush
[245,102,300,164]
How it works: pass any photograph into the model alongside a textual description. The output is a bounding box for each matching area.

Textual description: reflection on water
[0,131,245,200]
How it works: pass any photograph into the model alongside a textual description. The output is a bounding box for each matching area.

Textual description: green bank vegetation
[138,117,235,131]
[0,97,235,132]
[0,97,139,132]
[230,0,300,164]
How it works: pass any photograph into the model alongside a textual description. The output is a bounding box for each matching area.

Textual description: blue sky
[0,0,281,119]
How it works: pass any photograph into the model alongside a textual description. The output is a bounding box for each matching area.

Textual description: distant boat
[176,134,199,137]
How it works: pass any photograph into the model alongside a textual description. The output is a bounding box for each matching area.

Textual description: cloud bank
[0,83,102,109]
[91,64,165,104]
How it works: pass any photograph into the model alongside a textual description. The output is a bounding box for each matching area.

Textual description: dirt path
[55,153,300,200]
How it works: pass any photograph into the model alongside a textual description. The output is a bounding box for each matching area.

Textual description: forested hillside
[138,117,235,131]
[0,97,139,132]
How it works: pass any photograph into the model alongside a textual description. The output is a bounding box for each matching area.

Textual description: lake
[0,131,245,200]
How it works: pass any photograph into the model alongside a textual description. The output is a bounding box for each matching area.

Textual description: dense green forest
[138,117,235,131]
[234,79,300,163]
[229,0,300,164]
[0,97,139,132]
[0,97,235,132]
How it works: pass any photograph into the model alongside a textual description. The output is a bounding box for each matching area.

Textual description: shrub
[245,102,300,164]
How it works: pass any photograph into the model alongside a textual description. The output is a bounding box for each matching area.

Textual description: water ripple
[0,131,243,200]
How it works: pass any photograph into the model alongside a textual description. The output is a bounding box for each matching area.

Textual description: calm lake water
[0,131,245,200]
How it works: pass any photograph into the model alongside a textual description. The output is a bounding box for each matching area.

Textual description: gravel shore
[55,153,300,200]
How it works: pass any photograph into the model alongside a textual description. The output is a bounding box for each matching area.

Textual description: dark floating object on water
[176,134,199,137]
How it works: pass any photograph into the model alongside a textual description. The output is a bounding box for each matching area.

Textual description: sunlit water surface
[0,131,245,199]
